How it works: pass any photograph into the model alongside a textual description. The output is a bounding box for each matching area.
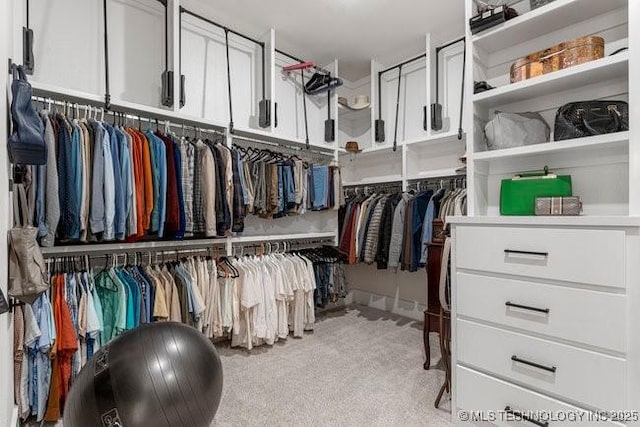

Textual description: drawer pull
[505,301,550,314]
[504,249,549,257]
[504,406,549,427]
[511,355,556,373]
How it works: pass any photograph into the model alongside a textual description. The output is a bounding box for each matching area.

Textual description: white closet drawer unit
[457,320,625,410]
[456,272,626,352]
[456,226,625,288]
[457,366,622,427]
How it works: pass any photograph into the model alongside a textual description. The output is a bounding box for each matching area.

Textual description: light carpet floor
[211,304,453,427]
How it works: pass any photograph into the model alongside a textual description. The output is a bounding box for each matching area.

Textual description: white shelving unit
[473,52,629,108]
[340,33,467,191]
[452,1,639,425]
[466,0,630,217]
[472,0,627,53]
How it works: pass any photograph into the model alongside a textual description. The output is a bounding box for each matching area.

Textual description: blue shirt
[173,140,186,239]
[104,123,125,240]
[117,127,133,236]
[420,188,446,264]
[411,190,433,272]
[146,132,160,233]
[148,131,167,237]
[30,292,55,421]
[89,120,106,234]
[312,165,329,210]
[102,124,116,241]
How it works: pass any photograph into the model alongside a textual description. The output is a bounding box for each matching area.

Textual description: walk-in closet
[1,0,638,426]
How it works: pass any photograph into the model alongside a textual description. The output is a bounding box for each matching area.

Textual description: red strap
[282,61,315,72]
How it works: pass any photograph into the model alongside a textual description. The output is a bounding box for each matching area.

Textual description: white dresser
[450,217,640,427]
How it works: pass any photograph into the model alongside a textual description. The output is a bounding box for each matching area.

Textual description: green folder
[500,170,572,216]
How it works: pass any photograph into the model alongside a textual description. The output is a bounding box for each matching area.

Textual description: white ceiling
[182,0,465,81]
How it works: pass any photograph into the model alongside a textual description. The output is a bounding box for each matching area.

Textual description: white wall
[2,0,16,424]
[345,265,427,321]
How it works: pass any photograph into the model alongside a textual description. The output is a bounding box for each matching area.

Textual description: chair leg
[423,311,431,370]
[435,308,451,408]
[434,382,447,408]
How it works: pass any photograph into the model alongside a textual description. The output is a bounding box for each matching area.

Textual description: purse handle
[12,183,32,228]
[11,64,28,82]
[580,106,624,135]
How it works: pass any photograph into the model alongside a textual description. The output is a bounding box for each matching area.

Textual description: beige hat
[345,141,362,153]
[338,95,370,111]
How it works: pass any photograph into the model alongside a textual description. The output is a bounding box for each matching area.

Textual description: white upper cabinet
[29,0,165,108]
[272,54,333,147]
[180,14,262,130]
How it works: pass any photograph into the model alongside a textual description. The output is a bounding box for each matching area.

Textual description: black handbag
[554,100,629,141]
[8,64,46,165]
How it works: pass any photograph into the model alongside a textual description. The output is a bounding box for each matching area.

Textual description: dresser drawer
[456,272,626,352]
[455,226,625,288]
[457,320,625,410]
[457,366,621,426]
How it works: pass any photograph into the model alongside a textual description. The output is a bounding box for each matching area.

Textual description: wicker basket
[510,36,604,83]
[530,0,555,9]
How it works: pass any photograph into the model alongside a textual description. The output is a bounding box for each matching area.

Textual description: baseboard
[348,289,426,321]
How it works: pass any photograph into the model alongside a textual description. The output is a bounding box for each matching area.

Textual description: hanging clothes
[339,183,466,272]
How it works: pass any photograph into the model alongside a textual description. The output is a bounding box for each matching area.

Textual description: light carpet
[211,304,453,426]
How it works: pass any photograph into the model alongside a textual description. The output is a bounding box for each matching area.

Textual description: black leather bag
[8,64,46,165]
[554,101,629,141]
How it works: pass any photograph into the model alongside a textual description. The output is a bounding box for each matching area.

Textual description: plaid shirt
[180,139,195,236]
[192,141,205,234]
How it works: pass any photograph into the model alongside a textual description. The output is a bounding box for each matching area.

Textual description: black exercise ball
[63,322,223,427]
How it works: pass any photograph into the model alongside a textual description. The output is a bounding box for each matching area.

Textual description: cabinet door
[274,55,329,146]
[437,43,464,134]
[30,0,164,107]
[274,56,303,141]
[380,61,428,143]
[181,15,259,129]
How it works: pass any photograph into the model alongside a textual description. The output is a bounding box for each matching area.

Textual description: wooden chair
[434,237,452,408]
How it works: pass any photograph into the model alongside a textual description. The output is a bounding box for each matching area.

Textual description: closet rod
[274,49,329,74]
[232,135,335,157]
[379,52,427,75]
[34,96,225,137]
[343,180,403,188]
[30,90,226,132]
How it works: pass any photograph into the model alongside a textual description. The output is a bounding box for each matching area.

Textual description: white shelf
[339,144,401,156]
[40,237,227,256]
[230,232,336,244]
[40,232,337,256]
[473,53,629,108]
[30,81,228,130]
[343,175,403,187]
[471,0,627,54]
[406,168,465,181]
[448,215,640,228]
[403,131,465,148]
[472,131,629,162]
[338,106,371,122]
[232,127,336,155]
